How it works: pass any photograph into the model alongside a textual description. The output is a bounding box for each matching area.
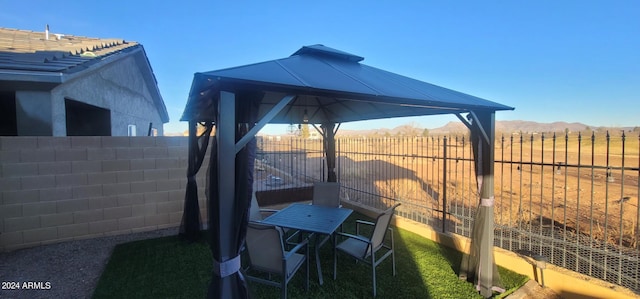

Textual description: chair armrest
[284,230,308,246]
[356,220,374,226]
[335,232,371,244]
[284,238,309,260]
[355,220,375,235]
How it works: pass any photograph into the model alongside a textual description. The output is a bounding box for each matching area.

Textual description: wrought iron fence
[255,131,640,293]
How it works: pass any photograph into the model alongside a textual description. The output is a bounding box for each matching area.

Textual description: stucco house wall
[51,55,165,136]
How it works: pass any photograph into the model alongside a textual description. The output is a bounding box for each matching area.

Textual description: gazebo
[180,45,513,298]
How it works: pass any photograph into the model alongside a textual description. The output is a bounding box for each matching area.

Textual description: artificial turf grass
[93,214,528,298]
[92,234,211,299]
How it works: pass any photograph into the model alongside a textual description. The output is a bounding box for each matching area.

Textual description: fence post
[443,136,448,233]
[637,133,640,250]
[337,139,341,181]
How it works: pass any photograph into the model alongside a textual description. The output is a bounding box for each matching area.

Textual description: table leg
[315,234,324,285]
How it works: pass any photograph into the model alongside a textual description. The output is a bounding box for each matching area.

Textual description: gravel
[0,227,179,299]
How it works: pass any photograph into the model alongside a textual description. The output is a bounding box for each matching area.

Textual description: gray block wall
[0,136,207,252]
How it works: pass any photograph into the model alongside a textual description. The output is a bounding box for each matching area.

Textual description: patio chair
[244,221,309,299]
[249,191,279,221]
[291,181,342,250]
[289,181,342,242]
[250,191,295,236]
[312,181,341,207]
[333,203,401,297]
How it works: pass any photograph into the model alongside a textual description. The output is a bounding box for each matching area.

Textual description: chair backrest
[368,203,401,256]
[249,192,262,221]
[246,222,285,274]
[312,181,341,207]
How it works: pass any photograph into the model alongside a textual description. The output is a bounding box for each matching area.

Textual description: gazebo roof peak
[291,44,364,62]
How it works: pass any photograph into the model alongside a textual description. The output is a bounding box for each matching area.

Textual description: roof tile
[0,27,138,73]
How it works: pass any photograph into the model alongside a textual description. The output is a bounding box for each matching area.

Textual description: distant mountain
[430,120,592,134]
[335,120,635,137]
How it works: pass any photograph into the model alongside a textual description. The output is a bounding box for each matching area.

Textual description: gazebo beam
[469,111,491,145]
[235,94,295,154]
[455,113,471,129]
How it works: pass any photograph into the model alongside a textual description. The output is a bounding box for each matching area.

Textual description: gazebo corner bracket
[312,123,323,136]
[468,111,491,145]
[235,94,296,153]
[455,113,472,130]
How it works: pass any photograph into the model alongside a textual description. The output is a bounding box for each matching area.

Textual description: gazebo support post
[322,122,337,182]
[459,110,503,297]
[208,90,243,298]
[206,92,296,298]
[475,110,497,297]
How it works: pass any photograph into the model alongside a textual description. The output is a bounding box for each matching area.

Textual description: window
[65,98,111,136]
[128,124,137,136]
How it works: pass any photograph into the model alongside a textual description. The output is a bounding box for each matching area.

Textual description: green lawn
[93,213,528,298]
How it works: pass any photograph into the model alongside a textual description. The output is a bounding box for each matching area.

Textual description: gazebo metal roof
[181,44,513,123]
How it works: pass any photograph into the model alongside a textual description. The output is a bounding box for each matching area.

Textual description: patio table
[260,203,353,285]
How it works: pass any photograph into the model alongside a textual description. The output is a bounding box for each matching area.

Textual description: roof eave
[195,75,514,110]
[131,46,170,123]
[181,75,514,123]
[0,70,64,84]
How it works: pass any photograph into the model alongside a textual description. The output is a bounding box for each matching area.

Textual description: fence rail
[256,131,640,293]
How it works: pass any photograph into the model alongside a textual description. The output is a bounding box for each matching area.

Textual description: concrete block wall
[0,136,208,252]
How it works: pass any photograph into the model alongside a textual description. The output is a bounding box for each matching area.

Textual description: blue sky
[2,1,638,134]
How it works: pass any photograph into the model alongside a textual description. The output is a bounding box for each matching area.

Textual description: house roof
[182,44,513,124]
[0,27,138,73]
[0,27,169,123]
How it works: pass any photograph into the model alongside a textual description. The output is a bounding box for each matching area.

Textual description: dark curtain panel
[179,120,213,242]
[206,119,227,298]
[207,93,259,299]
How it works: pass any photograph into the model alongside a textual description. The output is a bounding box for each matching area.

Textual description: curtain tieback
[480,197,494,207]
[213,255,241,278]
